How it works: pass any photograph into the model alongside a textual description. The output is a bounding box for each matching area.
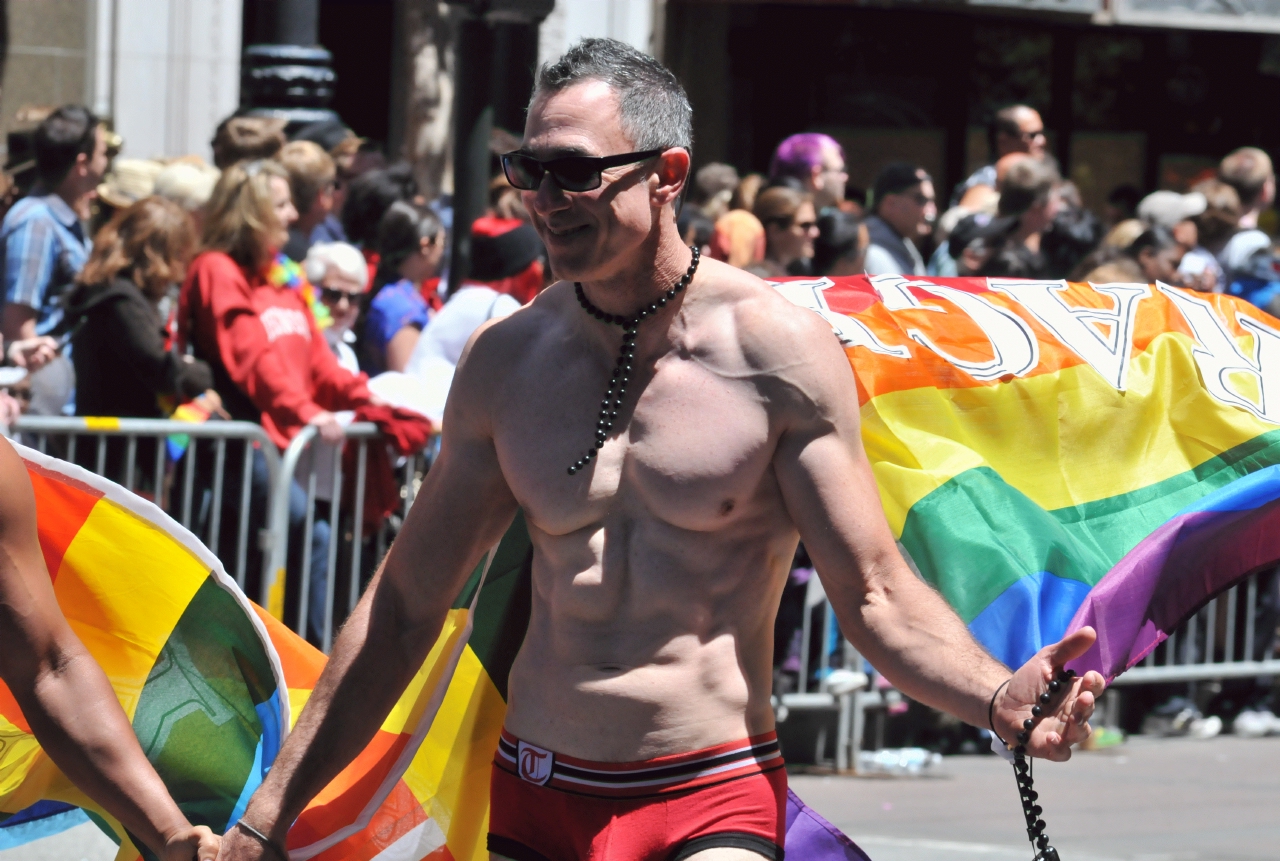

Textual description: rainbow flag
[771,274,1280,679]
[2,445,288,860]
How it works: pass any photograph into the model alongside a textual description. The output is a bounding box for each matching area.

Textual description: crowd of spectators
[0,99,1276,685]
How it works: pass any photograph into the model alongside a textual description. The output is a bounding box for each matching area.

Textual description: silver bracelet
[234,820,289,861]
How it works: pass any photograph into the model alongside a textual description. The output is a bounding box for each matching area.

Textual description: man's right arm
[2,214,54,343]
[222,321,520,858]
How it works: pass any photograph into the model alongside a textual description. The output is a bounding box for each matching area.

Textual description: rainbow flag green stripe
[905,428,1280,625]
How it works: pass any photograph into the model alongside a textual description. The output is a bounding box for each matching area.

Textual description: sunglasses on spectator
[501,149,665,192]
[319,287,360,305]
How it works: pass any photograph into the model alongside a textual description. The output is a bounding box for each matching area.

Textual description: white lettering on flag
[991,280,1149,391]
[1160,283,1280,425]
[771,278,910,358]
[904,283,1039,381]
[868,274,934,311]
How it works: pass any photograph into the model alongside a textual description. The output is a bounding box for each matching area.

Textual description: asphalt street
[793,734,1280,861]
[2,735,1277,861]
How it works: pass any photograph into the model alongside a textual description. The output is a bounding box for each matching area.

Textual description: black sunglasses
[501,149,664,192]
[319,286,358,304]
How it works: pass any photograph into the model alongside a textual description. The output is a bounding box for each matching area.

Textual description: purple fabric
[785,789,873,860]
[1066,497,1280,681]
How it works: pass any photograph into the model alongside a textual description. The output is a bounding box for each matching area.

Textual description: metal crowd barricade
[1109,569,1280,686]
[773,574,872,772]
[9,415,280,590]
[265,423,437,652]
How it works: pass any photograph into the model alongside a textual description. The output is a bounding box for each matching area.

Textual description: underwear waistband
[495,729,783,798]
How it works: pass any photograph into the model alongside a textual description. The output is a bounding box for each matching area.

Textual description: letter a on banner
[992,280,1149,391]
[906,283,1039,381]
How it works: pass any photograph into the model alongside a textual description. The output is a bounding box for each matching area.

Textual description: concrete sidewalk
[3,735,1277,860]
[791,734,1280,861]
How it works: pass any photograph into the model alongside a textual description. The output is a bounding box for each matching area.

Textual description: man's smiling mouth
[547,224,590,238]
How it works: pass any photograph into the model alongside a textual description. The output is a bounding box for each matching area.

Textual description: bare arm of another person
[221,320,520,859]
[1,303,37,344]
[385,324,421,373]
[0,437,217,860]
[766,303,1105,760]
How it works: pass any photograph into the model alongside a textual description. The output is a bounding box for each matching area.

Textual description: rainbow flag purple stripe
[1066,464,1280,682]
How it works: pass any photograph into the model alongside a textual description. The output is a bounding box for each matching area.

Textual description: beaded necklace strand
[569,246,700,475]
[990,668,1076,861]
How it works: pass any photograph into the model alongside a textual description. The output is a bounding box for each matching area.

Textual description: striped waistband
[495,729,783,798]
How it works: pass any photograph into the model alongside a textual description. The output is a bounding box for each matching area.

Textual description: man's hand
[995,627,1107,762]
[308,410,346,444]
[161,825,220,861]
[6,336,58,371]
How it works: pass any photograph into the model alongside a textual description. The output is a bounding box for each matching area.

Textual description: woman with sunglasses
[305,241,368,372]
[752,185,819,276]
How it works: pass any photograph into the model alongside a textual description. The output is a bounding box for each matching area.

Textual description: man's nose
[531,174,571,215]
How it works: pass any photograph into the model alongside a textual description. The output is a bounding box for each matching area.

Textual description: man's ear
[653,148,691,207]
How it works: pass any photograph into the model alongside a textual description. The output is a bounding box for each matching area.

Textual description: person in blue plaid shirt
[1,105,108,414]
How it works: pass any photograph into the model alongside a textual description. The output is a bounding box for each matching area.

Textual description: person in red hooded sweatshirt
[179,158,374,635]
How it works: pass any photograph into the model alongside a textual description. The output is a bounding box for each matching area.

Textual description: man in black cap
[863,162,936,276]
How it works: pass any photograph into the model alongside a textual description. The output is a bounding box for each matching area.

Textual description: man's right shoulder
[459,282,572,366]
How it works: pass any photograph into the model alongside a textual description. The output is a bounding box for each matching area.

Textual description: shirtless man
[219,39,1104,861]
[0,437,218,860]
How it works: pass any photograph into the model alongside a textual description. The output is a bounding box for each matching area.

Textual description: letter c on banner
[905,283,1039,381]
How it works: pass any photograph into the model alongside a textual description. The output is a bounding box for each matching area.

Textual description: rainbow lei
[267,251,331,329]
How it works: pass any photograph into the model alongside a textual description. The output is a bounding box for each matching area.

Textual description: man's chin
[545,246,600,284]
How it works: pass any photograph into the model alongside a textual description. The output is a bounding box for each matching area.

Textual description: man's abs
[503,515,795,762]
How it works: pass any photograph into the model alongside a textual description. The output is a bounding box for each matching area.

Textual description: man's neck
[878,216,915,247]
[53,179,87,221]
[577,229,692,319]
[1239,208,1263,230]
[296,208,326,235]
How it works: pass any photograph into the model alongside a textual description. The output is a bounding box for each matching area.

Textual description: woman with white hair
[304,241,368,373]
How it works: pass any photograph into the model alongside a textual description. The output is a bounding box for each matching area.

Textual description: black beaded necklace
[568,246,701,475]
[990,667,1076,861]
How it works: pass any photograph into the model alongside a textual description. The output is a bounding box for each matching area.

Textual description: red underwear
[488,728,787,861]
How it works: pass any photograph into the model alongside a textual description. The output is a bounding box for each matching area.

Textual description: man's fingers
[192,826,219,861]
[1071,688,1096,723]
[1046,626,1096,667]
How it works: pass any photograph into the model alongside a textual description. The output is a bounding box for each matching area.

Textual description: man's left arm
[768,307,1104,760]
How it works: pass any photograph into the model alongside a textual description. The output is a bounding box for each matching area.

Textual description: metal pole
[447,13,495,296]
[276,0,319,46]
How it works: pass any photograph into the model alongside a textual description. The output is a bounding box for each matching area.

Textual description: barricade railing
[1109,569,1280,685]
[773,574,870,771]
[775,567,1279,770]
[8,415,280,591]
[266,423,437,652]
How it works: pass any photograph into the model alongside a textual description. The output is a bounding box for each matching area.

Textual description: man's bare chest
[491,346,778,535]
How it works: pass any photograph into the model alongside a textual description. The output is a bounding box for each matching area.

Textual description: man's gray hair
[532,38,693,153]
